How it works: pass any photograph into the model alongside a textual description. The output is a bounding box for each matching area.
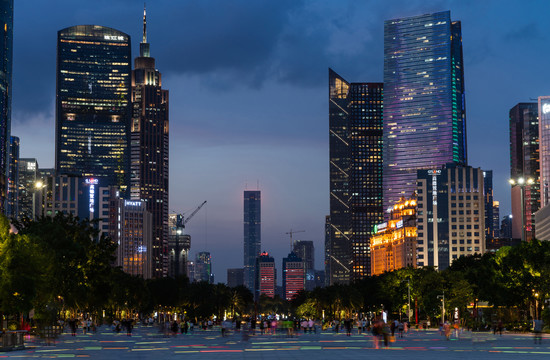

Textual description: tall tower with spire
[131,5,170,278]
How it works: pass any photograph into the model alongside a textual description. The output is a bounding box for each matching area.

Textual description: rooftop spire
[142,3,147,43]
[139,3,150,57]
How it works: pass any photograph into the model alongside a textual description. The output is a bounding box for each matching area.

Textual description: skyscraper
[282,252,304,301]
[383,11,467,212]
[328,69,383,284]
[509,102,539,240]
[416,164,485,270]
[168,214,190,278]
[195,252,214,283]
[6,135,18,218]
[293,240,314,291]
[255,252,275,301]
[244,190,261,290]
[17,158,39,219]
[483,171,495,240]
[55,25,131,192]
[0,0,13,214]
[131,8,170,278]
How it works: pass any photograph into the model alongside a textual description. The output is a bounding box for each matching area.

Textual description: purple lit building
[383,11,467,213]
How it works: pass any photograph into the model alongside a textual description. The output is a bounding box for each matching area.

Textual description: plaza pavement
[3,325,550,359]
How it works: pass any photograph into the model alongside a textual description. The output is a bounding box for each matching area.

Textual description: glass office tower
[328,69,383,284]
[244,190,261,291]
[0,0,13,214]
[56,26,131,192]
[383,11,467,213]
[131,9,170,278]
[510,103,539,240]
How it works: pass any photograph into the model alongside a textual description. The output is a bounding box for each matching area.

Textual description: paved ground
[3,325,550,359]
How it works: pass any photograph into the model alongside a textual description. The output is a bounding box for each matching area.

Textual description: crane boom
[182,200,207,227]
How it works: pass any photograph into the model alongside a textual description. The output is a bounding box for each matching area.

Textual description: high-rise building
[509,102,539,240]
[500,215,513,239]
[383,11,467,212]
[416,164,485,270]
[539,97,550,208]
[293,240,315,291]
[55,25,131,192]
[0,0,13,214]
[328,69,383,284]
[255,252,275,301]
[110,196,153,279]
[227,268,244,288]
[130,8,169,278]
[167,214,190,278]
[195,251,213,283]
[314,270,325,289]
[17,158,39,219]
[370,196,417,275]
[483,171,495,240]
[244,190,261,290]
[492,201,500,238]
[6,135,18,218]
[282,252,304,301]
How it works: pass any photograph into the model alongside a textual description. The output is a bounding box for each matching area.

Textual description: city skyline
[10,0,550,282]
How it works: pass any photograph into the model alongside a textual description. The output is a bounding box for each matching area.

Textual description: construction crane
[286,229,305,251]
[176,200,207,232]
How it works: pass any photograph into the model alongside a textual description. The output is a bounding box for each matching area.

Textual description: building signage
[396,219,403,229]
[104,35,125,41]
[89,184,95,213]
[428,169,441,175]
[124,200,141,207]
[543,103,550,115]
[375,222,387,232]
[85,178,99,185]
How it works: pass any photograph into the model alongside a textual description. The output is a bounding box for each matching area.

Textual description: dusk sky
[11,0,550,283]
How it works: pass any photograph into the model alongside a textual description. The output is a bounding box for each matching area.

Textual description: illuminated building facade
[328,69,383,284]
[38,175,111,237]
[168,214,190,278]
[0,0,13,214]
[509,102,539,240]
[255,252,275,301]
[131,9,169,278]
[483,171,495,240]
[17,158,39,219]
[282,252,304,301]
[492,201,500,238]
[55,25,131,192]
[383,11,467,213]
[111,196,152,279]
[6,135,18,218]
[371,196,417,275]
[416,164,485,270]
[538,97,550,209]
[244,190,261,291]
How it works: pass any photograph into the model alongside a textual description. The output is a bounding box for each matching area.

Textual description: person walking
[534,319,543,344]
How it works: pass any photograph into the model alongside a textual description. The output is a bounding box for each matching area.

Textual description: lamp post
[402,279,411,323]
[32,180,45,220]
[437,291,445,323]
[509,177,535,242]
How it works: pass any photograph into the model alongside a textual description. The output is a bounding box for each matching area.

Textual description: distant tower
[244,190,261,290]
[0,0,13,213]
[17,158,39,219]
[293,240,314,291]
[55,25,131,191]
[131,6,170,278]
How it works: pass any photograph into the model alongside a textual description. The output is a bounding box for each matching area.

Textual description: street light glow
[35,180,43,189]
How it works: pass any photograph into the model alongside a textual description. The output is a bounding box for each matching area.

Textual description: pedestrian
[126,319,133,336]
[398,321,404,338]
[69,318,77,336]
[344,318,352,336]
[171,320,179,336]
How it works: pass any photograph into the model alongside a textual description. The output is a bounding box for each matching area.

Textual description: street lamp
[509,177,535,241]
[402,279,411,323]
[32,180,46,220]
[437,291,445,323]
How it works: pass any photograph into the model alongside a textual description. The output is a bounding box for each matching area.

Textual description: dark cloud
[504,23,544,42]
